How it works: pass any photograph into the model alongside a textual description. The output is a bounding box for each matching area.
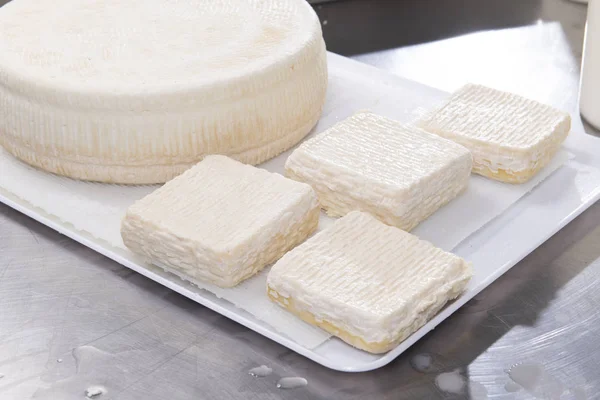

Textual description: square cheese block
[285,112,472,231]
[121,155,320,288]
[267,211,472,354]
[415,83,571,183]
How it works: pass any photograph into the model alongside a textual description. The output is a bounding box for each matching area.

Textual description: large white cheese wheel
[0,0,327,184]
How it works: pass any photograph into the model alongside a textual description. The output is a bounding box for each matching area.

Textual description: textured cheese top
[287,112,471,190]
[267,211,472,343]
[415,84,570,182]
[126,155,317,255]
[285,112,472,230]
[0,0,320,99]
[417,84,570,150]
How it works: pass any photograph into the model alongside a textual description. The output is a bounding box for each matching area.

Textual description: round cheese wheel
[0,0,327,184]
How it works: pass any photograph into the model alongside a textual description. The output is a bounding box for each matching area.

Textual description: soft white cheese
[0,0,327,184]
[415,83,570,183]
[121,155,320,288]
[267,211,472,352]
[285,112,473,231]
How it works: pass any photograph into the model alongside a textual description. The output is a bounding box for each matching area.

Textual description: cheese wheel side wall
[0,40,327,184]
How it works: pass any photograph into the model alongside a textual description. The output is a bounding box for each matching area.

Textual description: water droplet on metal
[85,385,106,398]
[410,353,432,372]
[435,369,465,394]
[276,377,307,389]
[248,365,272,377]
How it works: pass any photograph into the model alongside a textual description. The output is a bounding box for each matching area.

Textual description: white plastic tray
[2,53,600,372]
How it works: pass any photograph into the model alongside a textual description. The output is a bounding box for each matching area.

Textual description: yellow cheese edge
[473,163,541,184]
[267,286,398,354]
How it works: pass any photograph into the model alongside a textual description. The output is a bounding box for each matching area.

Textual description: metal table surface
[1,0,599,399]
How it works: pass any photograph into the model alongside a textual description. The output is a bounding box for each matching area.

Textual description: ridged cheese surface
[121,155,319,288]
[267,211,472,352]
[0,0,327,184]
[416,84,570,183]
[285,112,473,231]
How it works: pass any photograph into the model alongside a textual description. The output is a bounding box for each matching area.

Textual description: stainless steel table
[1,1,599,399]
